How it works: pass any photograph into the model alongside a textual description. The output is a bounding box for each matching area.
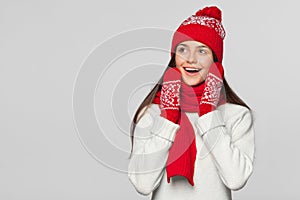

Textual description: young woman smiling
[128,6,255,200]
[175,40,215,86]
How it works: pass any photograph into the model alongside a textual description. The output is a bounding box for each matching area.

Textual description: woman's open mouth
[183,67,201,76]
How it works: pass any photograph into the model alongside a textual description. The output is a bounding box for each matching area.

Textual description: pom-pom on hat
[171,6,226,63]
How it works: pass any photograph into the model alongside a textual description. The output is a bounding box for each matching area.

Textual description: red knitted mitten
[199,62,224,116]
[160,67,181,123]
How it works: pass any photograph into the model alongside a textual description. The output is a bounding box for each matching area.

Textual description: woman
[128,6,255,200]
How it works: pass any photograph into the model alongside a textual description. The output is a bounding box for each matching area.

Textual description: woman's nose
[187,52,197,64]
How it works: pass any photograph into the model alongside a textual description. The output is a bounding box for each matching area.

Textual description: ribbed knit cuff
[195,110,225,136]
[150,115,180,142]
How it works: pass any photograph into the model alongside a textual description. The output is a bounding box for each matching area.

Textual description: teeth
[184,67,200,72]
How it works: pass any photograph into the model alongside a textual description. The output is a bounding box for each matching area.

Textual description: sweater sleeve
[195,106,255,191]
[128,105,180,195]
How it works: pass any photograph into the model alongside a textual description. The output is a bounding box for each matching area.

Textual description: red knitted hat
[171,6,226,63]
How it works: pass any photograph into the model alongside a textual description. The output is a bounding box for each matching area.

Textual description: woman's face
[175,40,214,86]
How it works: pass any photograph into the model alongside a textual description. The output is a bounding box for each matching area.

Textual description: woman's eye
[177,47,186,53]
[199,49,207,54]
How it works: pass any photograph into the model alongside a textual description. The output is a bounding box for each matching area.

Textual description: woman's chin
[182,78,203,86]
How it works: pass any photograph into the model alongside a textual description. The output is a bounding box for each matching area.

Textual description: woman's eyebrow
[178,44,209,48]
[197,45,209,48]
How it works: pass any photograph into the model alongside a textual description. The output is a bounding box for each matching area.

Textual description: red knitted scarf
[153,80,225,186]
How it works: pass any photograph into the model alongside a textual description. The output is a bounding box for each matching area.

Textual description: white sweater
[128,103,255,200]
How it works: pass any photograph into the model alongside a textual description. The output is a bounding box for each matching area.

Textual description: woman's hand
[199,62,224,116]
[159,67,182,123]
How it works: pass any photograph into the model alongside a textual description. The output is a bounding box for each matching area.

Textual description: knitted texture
[153,65,226,186]
[154,79,205,186]
[159,67,181,123]
[171,6,226,63]
[199,62,225,116]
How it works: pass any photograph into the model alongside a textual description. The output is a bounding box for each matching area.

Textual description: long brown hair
[129,53,250,156]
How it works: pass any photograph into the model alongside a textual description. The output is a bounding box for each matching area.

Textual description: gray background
[1,0,299,199]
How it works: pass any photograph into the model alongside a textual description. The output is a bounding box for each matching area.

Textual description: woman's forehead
[178,40,209,48]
